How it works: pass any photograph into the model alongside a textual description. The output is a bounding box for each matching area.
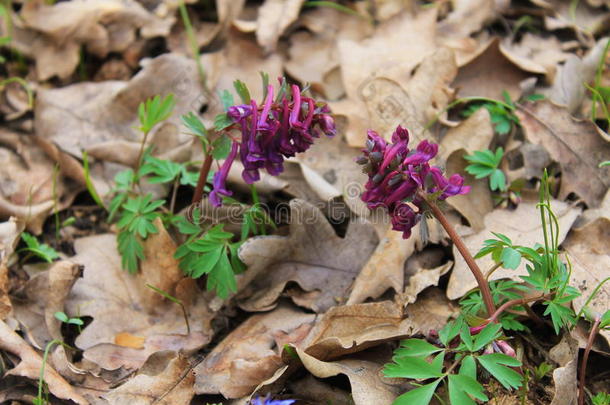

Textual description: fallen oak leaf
[193,304,315,398]
[301,301,414,361]
[65,233,213,371]
[0,319,88,405]
[255,0,304,53]
[103,351,195,405]
[237,199,379,313]
[0,217,23,319]
[516,100,610,207]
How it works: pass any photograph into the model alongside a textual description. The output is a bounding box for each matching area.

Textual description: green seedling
[18,233,59,263]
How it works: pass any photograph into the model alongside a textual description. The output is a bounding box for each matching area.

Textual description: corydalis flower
[211,81,335,207]
[250,395,295,405]
[357,125,470,239]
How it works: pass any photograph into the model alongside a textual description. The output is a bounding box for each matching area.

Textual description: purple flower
[391,203,419,239]
[250,395,295,405]
[357,125,470,239]
[209,141,239,207]
[209,81,335,206]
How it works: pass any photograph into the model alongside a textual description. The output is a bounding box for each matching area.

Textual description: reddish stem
[192,153,213,204]
[488,293,551,323]
[425,198,496,317]
[579,317,601,405]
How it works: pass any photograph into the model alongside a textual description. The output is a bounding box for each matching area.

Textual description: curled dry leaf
[193,304,315,398]
[447,200,581,300]
[402,261,452,306]
[499,33,571,80]
[294,347,400,405]
[549,334,579,405]
[9,0,173,80]
[516,100,610,207]
[65,232,213,371]
[237,199,379,313]
[0,319,88,405]
[103,351,195,405]
[35,53,203,161]
[0,217,23,319]
[547,38,608,115]
[453,38,530,100]
[301,301,414,361]
[12,261,82,351]
[404,287,458,335]
[531,0,610,35]
[330,8,438,146]
[563,217,610,344]
[255,0,304,53]
[0,130,75,234]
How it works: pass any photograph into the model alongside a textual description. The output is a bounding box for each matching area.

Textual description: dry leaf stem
[579,316,601,405]
[192,153,213,204]
[425,198,496,317]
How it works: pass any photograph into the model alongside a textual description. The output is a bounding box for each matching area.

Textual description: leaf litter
[0,0,609,404]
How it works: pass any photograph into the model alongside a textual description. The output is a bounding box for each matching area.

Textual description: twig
[579,317,601,405]
[169,176,180,214]
[423,196,496,317]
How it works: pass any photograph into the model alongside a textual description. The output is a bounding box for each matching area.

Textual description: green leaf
[449,374,488,405]
[501,247,521,270]
[67,318,84,326]
[211,133,232,160]
[460,355,477,380]
[395,339,444,357]
[191,246,223,278]
[82,150,106,210]
[439,318,463,347]
[233,79,251,103]
[19,233,60,263]
[525,93,545,102]
[473,323,502,351]
[54,311,69,323]
[214,112,234,131]
[219,89,235,111]
[490,169,506,191]
[139,94,176,133]
[601,310,610,328]
[544,301,577,334]
[393,380,441,405]
[181,112,208,139]
[477,353,523,390]
[384,355,444,379]
[140,155,182,184]
[117,230,144,273]
[460,324,474,351]
[206,247,237,299]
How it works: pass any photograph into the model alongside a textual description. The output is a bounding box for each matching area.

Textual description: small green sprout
[18,233,59,263]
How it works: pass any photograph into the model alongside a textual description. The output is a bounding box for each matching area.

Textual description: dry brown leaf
[193,304,315,398]
[237,199,378,313]
[453,38,530,100]
[12,261,82,350]
[65,233,213,370]
[0,319,88,405]
[0,217,23,319]
[404,287,458,334]
[301,301,414,361]
[402,261,452,305]
[330,8,438,146]
[547,38,608,114]
[255,0,304,53]
[499,34,571,80]
[549,334,579,405]
[531,0,610,35]
[447,200,581,300]
[517,100,610,207]
[103,351,195,405]
[289,375,352,405]
[35,53,203,162]
[563,217,610,344]
[437,0,495,40]
[8,0,173,80]
[294,347,400,405]
[347,228,413,305]
[0,130,75,233]
[445,149,494,231]
[292,133,369,219]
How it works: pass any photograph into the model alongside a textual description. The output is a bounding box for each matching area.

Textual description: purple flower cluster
[250,395,295,405]
[209,83,336,207]
[357,125,470,239]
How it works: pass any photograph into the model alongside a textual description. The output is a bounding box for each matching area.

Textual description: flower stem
[425,198,496,317]
[579,317,601,405]
[192,153,213,204]
[488,293,551,323]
